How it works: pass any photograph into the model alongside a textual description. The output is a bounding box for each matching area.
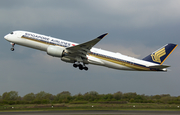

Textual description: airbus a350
[4,31,177,71]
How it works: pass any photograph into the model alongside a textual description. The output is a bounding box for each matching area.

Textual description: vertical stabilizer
[142,43,178,64]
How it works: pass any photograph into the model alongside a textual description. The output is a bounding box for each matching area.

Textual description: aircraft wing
[65,33,108,61]
[149,64,170,69]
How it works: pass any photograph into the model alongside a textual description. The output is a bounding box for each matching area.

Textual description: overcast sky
[1,0,180,96]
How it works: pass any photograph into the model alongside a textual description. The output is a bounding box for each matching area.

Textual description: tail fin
[142,43,178,64]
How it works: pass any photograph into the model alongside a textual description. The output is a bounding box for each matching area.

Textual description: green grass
[0,103,180,111]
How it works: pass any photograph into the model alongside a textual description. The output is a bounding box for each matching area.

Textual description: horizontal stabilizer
[149,65,170,69]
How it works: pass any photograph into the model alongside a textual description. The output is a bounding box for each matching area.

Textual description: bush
[33,100,41,104]
[42,99,49,104]
[8,101,15,105]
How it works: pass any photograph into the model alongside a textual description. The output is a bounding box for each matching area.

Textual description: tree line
[0,91,180,105]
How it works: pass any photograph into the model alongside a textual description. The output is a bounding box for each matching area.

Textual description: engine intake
[47,45,65,57]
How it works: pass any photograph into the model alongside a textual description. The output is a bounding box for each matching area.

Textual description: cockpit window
[10,32,14,34]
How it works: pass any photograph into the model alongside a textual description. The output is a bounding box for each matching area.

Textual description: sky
[0,0,180,97]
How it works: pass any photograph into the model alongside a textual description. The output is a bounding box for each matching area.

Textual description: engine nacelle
[47,45,65,57]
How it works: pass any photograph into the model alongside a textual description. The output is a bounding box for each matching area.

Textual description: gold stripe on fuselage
[21,36,60,46]
[89,54,150,71]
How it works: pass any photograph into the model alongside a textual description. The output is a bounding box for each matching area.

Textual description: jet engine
[47,45,65,57]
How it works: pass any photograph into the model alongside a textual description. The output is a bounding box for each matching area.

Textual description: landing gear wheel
[84,67,88,71]
[73,63,88,71]
[73,64,78,68]
[11,48,14,51]
[79,64,83,70]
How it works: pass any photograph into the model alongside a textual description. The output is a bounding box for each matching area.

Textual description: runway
[1,110,180,115]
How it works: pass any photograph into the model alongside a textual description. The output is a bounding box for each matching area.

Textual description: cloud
[94,0,180,28]
[1,0,180,30]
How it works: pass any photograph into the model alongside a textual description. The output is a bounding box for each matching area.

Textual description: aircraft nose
[4,34,9,40]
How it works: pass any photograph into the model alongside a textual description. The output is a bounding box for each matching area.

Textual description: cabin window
[10,32,14,34]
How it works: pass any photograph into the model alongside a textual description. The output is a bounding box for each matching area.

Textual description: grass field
[0,103,180,111]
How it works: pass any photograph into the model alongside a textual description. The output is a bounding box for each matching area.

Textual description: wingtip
[98,33,108,39]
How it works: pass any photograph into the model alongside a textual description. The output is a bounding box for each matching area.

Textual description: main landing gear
[10,43,15,51]
[73,63,88,71]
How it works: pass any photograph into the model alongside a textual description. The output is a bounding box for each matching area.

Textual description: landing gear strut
[73,63,88,71]
[10,43,15,51]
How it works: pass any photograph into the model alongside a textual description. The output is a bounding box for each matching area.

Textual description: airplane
[4,30,178,71]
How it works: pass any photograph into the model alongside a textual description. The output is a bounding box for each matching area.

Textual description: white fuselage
[4,31,160,71]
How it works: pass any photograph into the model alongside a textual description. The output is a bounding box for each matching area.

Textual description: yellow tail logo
[151,48,166,63]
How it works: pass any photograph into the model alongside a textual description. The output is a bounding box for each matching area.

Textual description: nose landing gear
[10,43,15,51]
[73,63,88,71]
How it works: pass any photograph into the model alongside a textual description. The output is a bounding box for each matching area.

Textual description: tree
[2,91,18,101]
[134,95,144,103]
[89,91,98,96]
[73,93,83,101]
[55,91,71,103]
[83,91,99,102]
[123,92,137,101]
[152,95,161,100]
[23,93,35,101]
[102,94,113,101]
[2,92,8,100]
[35,91,53,100]
[33,91,54,104]
[35,91,47,100]
[113,91,123,100]
[160,96,172,104]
